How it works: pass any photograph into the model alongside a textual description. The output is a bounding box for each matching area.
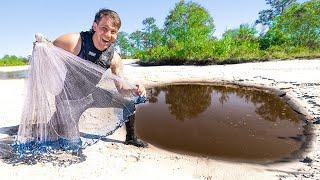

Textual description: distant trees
[142,17,163,49]
[223,24,257,42]
[129,30,144,52]
[0,55,28,66]
[256,0,297,26]
[116,1,215,61]
[219,24,261,60]
[163,0,215,60]
[116,0,320,64]
[115,17,165,59]
[115,31,131,58]
[260,0,320,49]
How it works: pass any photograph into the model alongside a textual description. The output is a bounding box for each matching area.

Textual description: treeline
[116,0,320,65]
[0,55,28,66]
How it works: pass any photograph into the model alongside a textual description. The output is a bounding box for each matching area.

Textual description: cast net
[13,34,144,155]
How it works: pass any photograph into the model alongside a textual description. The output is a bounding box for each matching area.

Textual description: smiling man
[53,9,123,75]
[53,8,148,148]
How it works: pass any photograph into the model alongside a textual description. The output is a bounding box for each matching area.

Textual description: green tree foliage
[222,24,257,42]
[0,55,28,66]
[217,24,262,60]
[129,30,144,50]
[118,0,319,64]
[129,30,145,58]
[261,0,320,49]
[142,17,164,49]
[256,0,297,26]
[115,31,132,58]
[272,0,320,48]
[163,0,215,60]
[259,27,287,50]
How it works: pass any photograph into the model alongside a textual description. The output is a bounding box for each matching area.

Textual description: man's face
[92,16,119,51]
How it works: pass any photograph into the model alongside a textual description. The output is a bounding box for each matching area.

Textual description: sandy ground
[0,59,319,180]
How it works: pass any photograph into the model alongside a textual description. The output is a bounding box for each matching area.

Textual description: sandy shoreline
[0,59,319,179]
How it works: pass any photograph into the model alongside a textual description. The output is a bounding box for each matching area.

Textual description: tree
[256,0,297,26]
[115,31,132,58]
[129,30,144,54]
[141,17,164,49]
[164,0,215,59]
[220,24,261,59]
[264,0,320,48]
[222,24,257,42]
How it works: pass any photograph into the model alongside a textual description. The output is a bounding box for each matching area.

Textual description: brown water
[135,84,310,164]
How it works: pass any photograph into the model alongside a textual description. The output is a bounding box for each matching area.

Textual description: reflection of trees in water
[163,85,213,121]
[213,86,299,122]
[213,86,230,105]
[148,84,299,123]
[147,87,161,103]
[245,90,299,122]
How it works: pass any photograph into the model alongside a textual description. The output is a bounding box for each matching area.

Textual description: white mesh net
[14,34,143,154]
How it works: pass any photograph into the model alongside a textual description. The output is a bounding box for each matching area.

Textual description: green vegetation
[256,0,297,26]
[115,0,320,65]
[0,55,28,66]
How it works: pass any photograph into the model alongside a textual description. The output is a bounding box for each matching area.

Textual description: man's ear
[92,22,98,31]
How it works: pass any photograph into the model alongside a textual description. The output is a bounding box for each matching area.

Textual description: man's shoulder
[53,33,80,45]
[53,33,81,55]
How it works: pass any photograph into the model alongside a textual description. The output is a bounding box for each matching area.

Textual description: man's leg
[124,115,148,148]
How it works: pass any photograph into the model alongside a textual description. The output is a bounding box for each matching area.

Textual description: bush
[0,55,28,66]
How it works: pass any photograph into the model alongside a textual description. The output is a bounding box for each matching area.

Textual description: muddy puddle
[135,84,311,164]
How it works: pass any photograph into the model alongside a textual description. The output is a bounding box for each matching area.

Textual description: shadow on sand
[0,125,124,166]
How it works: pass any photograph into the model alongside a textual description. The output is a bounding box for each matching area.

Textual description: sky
[0,0,308,57]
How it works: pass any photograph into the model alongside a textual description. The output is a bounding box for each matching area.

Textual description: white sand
[0,59,319,179]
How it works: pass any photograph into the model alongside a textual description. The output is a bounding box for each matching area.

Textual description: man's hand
[33,33,50,48]
[134,84,146,97]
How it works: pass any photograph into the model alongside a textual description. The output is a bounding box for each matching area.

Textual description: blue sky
[0,0,307,57]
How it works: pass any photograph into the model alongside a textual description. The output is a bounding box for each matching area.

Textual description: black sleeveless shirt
[78,31,114,69]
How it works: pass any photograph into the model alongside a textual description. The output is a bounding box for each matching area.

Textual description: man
[53,8,147,148]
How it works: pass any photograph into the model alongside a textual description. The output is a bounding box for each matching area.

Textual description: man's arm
[110,52,123,76]
[110,52,129,93]
[53,33,81,55]
[110,53,146,96]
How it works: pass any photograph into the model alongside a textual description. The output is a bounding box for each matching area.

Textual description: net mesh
[13,34,144,155]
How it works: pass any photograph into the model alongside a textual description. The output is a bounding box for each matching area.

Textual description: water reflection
[151,85,213,121]
[148,84,299,123]
[138,84,308,163]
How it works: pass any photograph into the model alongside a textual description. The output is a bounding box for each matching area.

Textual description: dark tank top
[78,31,115,69]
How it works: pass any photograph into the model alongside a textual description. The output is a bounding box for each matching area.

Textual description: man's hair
[91,8,121,32]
